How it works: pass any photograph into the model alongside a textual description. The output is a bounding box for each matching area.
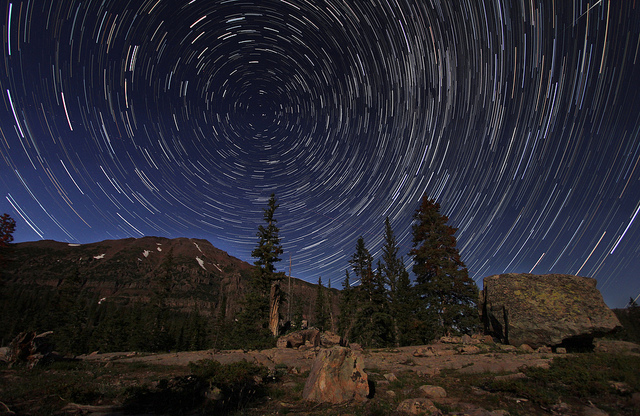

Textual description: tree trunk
[269,282,281,337]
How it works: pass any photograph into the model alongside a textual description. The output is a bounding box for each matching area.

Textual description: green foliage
[349,236,375,300]
[380,217,418,347]
[314,276,329,331]
[249,193,286,338]
[337,270,355,341]
[0,213,16,247]
[486,353,640,408]
[189,359,270,412]
[251,193,285,295]
[344,237,396,348]
[610,301,640,343]
[0,213,16,274]
[410,195,479,340]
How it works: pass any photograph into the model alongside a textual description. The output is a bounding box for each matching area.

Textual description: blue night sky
[1,0,639,307]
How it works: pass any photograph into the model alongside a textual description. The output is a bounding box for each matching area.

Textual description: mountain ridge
[2,236,337,321]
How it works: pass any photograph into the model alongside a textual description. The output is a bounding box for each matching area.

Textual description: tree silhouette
[410,195,479,341]
[250,193,286,336]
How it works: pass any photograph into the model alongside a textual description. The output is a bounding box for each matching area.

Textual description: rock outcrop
[277,329,321,348]
[277,329,342,349]
[3,331,58,367]
[479,273,621,348]
[302,346,369,403]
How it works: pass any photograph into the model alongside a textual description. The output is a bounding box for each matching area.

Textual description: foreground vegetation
[1,349,639,416]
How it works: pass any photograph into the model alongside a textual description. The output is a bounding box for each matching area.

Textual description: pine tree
[379,217,417,346]
[314,277,328,331]
[0,213,16,272]
[395,265,421,346]
[347,237,394,347]
[337,270,355,342]
[250,193,286,336]
[349,236,374,301]
[410,195,479,341]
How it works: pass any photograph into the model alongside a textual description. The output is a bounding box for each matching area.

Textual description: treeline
[0,280,279,354]
[238,194,480,349]
[610,300,640,344]
[332,196,479,347]
[0,193,481,354]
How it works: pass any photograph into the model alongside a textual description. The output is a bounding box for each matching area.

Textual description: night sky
[1,1,639,308]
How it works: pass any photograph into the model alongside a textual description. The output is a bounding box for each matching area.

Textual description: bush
[189,359,271,411]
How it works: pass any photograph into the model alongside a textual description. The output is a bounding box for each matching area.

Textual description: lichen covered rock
[479,273,620,348]
[302,346,369,403]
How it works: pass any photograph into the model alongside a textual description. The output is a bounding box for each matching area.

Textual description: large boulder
[479,273,621,348]
[277,329,321,349]
[302,346,369,403]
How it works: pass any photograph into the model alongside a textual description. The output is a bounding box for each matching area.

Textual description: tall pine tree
[348,237,393,347]
[379,217,417,346]
[410,195,479,342]
[250,193,286,336]
[337,270,355,342]
[314,277,328,331]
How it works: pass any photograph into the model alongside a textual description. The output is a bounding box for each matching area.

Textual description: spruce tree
[349,236,374,301]
[379,217,417,346]
[348,237,393,347]
[314,277,328,331]
[337,270,355,342]
[410,195,479,341]
[250,193,286,336]
[0,213,16,272]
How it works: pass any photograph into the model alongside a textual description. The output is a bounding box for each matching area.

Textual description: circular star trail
[1,1,640,307]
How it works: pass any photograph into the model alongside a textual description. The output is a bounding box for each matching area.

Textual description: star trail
[1,0,639,307]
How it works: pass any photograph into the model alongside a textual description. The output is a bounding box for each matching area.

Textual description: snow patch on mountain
[196,257,206,270]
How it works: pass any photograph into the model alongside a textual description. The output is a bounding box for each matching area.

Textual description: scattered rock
[461,334,474,344]
[414,346,436,357]
[555,347,567,354]
[418,385,447,399]
[320,331,342,347]
[349,343,363,351]
[277,329,321,349]
[582,405,610,416]
[550,401,571,414]
[535,346,552,354]
[518,344,534,353]
[440,336,462,344]
[609,381,631,394]
[416,367,441,377]
[460,345,481,354]
[498,345,517,352]
[479,273,621,349]
[302,346,369,403]
[494,372,527,381]
[383,373,398,383]
[4,331,59,368]
[396,398,442,415]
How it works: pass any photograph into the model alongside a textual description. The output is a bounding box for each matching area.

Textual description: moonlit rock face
[2,1,639,306]
[480,273,622,348]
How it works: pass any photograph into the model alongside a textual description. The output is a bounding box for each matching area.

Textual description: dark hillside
[0,237,339,352]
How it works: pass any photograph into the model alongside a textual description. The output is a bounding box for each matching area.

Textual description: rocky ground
[2,337,639,415]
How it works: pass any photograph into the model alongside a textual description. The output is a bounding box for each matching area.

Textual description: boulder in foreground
[479,273,621,348]
[302,346,369,403]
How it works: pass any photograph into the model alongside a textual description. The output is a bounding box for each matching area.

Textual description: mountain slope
[2,236,338,321]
